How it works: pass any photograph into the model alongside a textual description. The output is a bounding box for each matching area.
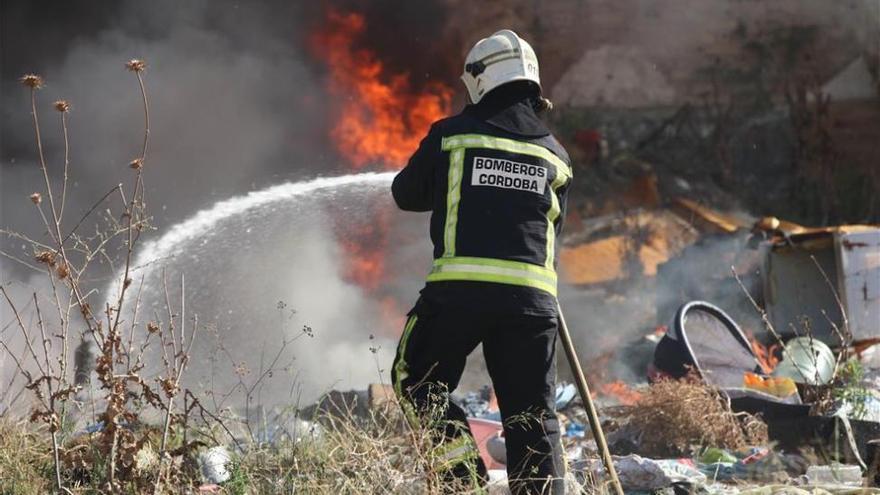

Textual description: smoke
[302,0,457,90]
[5,0,873,410]
[1,0,331,266]
[0,0,426,410]
[183,205,399,406]
[0,260,59,414]
[555,231,765,385]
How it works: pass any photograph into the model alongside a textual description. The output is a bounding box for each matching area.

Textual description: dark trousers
[391,294,565,494]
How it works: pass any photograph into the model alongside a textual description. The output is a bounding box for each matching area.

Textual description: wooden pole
[557,303,625,495]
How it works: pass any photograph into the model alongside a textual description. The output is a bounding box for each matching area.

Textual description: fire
[310,8,451,333]
[596,380,642,406]
[747,332,780,374]
[332,196,390,291]
[338,211,388,292]
[330,194,405,333]
[311,9,453,169]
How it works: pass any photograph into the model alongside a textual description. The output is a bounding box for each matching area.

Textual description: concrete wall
[445,0,879,108]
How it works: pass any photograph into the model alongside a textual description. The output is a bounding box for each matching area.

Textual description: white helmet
[461,29,541,104]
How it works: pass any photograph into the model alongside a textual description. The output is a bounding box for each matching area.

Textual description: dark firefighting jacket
[392,84,572,309]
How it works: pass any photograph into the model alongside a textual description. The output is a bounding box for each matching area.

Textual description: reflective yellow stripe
[441,134,572,185]
[393,315,420,426]
[443,148,465,257]
[432,435,479,471]
[427,256,557,296]
[437,134,570,289]
[546,191,561,268]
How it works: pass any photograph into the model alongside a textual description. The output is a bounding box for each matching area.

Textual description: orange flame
[311,9,453,169]
[311,8,451,334]
[746,332,780,374]
[596,380,642,406]
[331,194,405,333]
[331,195,390,290]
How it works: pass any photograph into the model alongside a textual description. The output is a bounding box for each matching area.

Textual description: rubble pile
[455,369,879,493]
[189,220,879,493]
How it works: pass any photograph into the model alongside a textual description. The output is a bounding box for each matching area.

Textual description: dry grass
[233,405,436,494]
[0,419,54,495]
[0,403,495,494]
[611,376,768,457]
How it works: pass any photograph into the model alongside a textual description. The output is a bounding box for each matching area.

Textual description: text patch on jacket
[471,156,547,194]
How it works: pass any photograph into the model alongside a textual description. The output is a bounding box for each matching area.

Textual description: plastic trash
[805,464,863,486]
[700,448,737,464]
[468,418,505,470]
[486,434,507,465]
[589,454,707,491]
[772,337,835,385]
[200,446,232,484]
[292,419,322,444]
[555,382,577,409]
[458,386,501,420]
[565,421,586,438]
[743,373,799,398]
[487,469,510,495]
[739,447,771,465]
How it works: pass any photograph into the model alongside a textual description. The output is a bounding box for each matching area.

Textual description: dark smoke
[0,0,462,407]
[1,0,467,280]
[302,0,459,91]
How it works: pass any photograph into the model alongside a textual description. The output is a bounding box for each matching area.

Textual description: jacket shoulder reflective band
[441,134,572,186]
[426,256,558,296]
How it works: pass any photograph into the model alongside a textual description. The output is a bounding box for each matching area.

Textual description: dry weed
[230,402,484,494]
[611,375,768,457]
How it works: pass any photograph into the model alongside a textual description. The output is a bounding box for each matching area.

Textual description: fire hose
[557,303,625,495]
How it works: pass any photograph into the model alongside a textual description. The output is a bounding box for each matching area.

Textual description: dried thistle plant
[20,74,44,89]
[34,250,57,266]
[55,263,70,280]
[1,59,202,494]
[125,59,146,72]
[146,321,160,334]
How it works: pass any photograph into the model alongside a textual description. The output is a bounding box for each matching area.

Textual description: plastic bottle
[805,464,863,486]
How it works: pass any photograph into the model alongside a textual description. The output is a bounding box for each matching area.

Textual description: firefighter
[391,30,571,494]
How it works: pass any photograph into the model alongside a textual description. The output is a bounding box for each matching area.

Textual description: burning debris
[551,201,880,490]
[309,8,453,169]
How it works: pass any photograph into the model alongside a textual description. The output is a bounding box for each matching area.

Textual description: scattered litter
[804,464,863,487]
[773,338,835,385]
[700,447,737,465]
[588,454,707,491]
[743,373,798,399]
[738,485,880,494]
[487,469,509,494]
[291,418,323,444]
[698,447,795,483]
[467,417,505,470]
[486,434,507,465]
[838,393,880,423]
[200,446,232,484]
[565,421,586,438]
[555,383,578,409]
[458,386,499,420]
